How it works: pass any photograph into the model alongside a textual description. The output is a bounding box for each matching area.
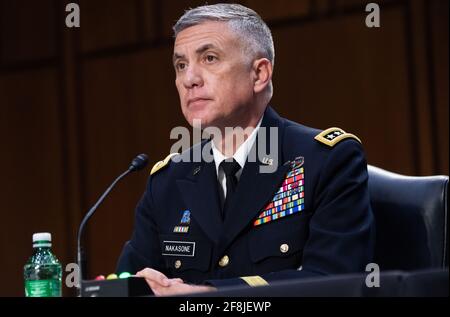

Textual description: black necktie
[220,159,241,220]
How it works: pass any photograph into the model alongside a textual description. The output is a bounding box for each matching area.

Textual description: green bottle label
[25,280,61,297]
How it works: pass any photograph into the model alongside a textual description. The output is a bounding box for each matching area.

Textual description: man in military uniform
[117,3,374,296]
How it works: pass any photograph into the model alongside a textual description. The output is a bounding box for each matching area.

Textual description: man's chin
[187,116,217,129]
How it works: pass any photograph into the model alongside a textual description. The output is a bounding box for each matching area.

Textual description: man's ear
[252,58,273,94]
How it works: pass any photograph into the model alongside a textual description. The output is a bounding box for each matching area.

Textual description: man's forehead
[174,21,236,49]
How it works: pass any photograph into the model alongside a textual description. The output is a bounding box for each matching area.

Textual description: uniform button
[219,255,230,267]
[280,244,289,253]
[174,260,182,269]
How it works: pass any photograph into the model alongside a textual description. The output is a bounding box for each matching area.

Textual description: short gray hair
[173,3,275,66]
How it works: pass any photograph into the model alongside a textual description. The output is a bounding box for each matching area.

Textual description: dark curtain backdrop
[0,0,448,296]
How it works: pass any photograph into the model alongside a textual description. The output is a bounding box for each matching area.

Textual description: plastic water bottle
[24,232,62,297]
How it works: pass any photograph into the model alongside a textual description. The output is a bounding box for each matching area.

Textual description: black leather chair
[367,165,448,271]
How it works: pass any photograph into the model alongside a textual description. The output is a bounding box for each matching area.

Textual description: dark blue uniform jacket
[117,107,375,288]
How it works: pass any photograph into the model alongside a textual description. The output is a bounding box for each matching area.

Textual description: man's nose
[183,64,204,89]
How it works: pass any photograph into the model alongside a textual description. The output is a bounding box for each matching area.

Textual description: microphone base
[80,277,153,297]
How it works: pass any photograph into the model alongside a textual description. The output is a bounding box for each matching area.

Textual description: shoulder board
[150,153,179,176]
[314,127,362,147]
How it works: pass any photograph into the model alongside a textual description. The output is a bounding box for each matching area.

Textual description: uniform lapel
[218,107,290,255]
[176,143,223,244]
[218,160,290,253]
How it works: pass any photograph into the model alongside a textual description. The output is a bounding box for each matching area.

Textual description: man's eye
[205,55,217,63]
[176,63,186,71]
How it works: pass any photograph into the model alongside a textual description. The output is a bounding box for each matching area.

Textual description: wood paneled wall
[0,0,448,296]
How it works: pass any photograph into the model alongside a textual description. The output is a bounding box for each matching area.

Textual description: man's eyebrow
[173,44,219,63]
[195,43,217,55]
[173,52,184,63]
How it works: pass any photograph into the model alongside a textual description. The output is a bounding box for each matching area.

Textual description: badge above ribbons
[254,157,305,227]
[173,210,191,233]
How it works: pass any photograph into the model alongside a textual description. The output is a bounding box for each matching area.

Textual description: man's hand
[136,268,216,296]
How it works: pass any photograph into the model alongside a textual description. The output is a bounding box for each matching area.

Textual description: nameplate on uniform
[162,241,196,257]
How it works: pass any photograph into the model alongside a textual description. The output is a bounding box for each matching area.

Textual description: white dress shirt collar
[211,116,263,178]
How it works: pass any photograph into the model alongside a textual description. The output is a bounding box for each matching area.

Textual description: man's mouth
[187,97,212,108]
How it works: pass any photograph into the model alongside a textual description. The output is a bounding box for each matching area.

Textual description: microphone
[129,153,149,172]
[77,154,149,290]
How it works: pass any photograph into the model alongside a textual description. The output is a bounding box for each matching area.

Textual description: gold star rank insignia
[314,127,362,147]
